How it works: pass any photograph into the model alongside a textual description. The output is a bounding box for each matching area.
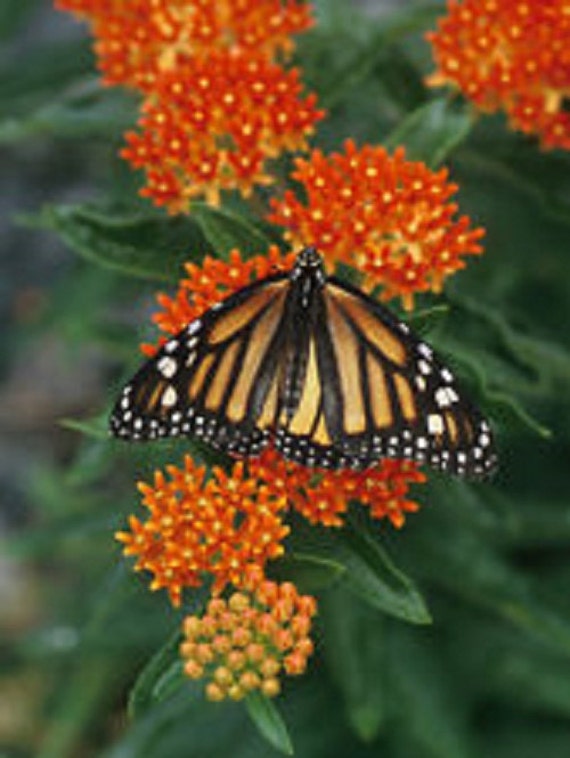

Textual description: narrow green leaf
[269,552,346,593]
[190,203,272,258]
[37,658,123,758]
[316,5,441,109]
[408,523,570,660]
[407,304,450,336]
[500,499,570,548]
[386,626,473,758]
[0,0,37,40]
[340,522,432,625]
[322,588,388,742]
[450,292,570,397]
[32,204,209,281]
[0,39,93,115]
[484,389,552,439]
[245,691,294,756]
[60,415,109,441]
[7,512,117,560]
[0,84,136,143]
[128,630,187,718]
[457,138,570,227]
[103,685,206,758]
[492,648,570,718]
[384,97,475,166]
[437,340,552,438]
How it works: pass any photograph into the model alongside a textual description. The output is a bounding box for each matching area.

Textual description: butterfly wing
[275,277,497,479]
[109,274,290,456]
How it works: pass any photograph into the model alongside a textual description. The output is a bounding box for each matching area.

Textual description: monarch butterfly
[110,247,497,478]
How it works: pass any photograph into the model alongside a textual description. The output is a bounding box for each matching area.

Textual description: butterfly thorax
[279,248,327,420]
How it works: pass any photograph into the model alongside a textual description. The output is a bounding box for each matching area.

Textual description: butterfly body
[110,247,497,478]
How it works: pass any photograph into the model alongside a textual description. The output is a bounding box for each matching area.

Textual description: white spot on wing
[427,413,444,435]
[157,356,178,378]
[161,385,178,408]
[187,320,202,336]
[435,387,453,408]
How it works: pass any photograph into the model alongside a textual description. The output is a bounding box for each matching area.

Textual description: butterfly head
[291,247,326,286]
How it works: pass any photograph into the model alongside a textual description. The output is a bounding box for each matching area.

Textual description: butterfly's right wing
[110,274,290,456]
[276,278,497,479]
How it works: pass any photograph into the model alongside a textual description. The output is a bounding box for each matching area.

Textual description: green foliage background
[2,1,570,756]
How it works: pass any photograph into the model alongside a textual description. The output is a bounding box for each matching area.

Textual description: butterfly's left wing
[109,274,291,456]
[276,277,497,479]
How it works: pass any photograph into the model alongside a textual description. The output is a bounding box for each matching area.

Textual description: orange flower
[181,567,317,701]
[427,0,570,151]
[55,0,314,90]
[250,451,424,529]
[121,52,324,210]
[116,456,290,606]
[56,0,324,208]
[116,446,424,607]
[268,140,484,308]
[141,245,296,356]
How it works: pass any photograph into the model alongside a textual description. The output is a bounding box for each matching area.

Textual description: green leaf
[190,203,273,258]
[31,204,209,281]
[0,39,94,116]
[457,132,570,227]
[245,691,294,756]
[0,0,35,39]
[128,630,185,718]
[60,414,110,441]
[339,521,432,625]
[433,340,552,439]
[0,83,137,143]
[386,625,473,758]
[314,4,441,110]
[450,292,570,397]
[103,685,207,758]
[384,97,475,166]
[406,515,570,660]
[491,647,570,718]
[322,588,388,742]
[37,657,124,758]
[269,552,346,593]
[407,303,450,336]
[7,512,117,560]
[484,390,551,439]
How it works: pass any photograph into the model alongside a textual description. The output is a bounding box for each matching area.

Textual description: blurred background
[2,1,570,757]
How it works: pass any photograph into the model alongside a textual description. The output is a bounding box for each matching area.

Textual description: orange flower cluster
[250,451,425,529]
[121,53,323,209]
[427,0,570,151]
[181,568,317,701]
[116,456,289,606]
[56,0,324,209]
[117,447,424,606]
[55,0,314,90]
[268,140,484,308]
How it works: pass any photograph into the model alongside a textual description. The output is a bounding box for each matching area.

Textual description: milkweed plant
[4,1,570,756]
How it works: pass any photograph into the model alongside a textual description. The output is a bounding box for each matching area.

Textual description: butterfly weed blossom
[181,567,317,701]
[56,0,324,209]
[427,0,570,151]
[116,456,290,606]
[250,451,425,529]
[55,0,315,90]
[268,140,485,309]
